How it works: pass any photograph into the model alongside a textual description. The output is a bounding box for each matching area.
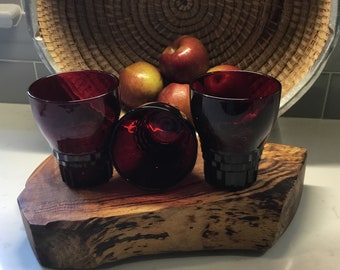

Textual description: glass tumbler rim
[111,102,195,140]
[27,70,119,104]
[190,70,281,101]
[120,101,186,119]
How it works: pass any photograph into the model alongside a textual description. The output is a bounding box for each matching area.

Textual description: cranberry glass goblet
[27,70,120,188]
[111,102,197,191]
[190,70,281,190]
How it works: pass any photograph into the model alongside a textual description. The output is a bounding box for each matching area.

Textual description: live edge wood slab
[18,143,306,270]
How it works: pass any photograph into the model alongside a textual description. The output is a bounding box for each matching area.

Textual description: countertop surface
[0,103,339,270]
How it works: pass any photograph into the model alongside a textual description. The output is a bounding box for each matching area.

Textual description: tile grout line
[0,59,42,64]
[33,62,38,79]
[321,72,332,118]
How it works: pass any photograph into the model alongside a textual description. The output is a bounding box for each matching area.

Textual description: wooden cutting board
[18,143,307,269]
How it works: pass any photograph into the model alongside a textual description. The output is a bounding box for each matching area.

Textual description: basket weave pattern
[35,0,332,106]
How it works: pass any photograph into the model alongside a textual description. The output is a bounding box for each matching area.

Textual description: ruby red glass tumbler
[111,102,197,190]
[190,70,281,190]
[27,70,120,188]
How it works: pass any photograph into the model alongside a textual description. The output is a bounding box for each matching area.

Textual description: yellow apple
[119,61,164,109]
[207,64,240,72]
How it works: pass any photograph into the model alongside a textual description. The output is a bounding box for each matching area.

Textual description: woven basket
[26,0,339,115]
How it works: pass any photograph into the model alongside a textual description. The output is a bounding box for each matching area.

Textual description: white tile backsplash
[283,73,330,118]
[324,35,340,72]
[324,74,340,119]
[0,61,36,103]
[34,61,50,78]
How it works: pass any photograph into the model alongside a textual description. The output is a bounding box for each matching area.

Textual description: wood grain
[18,143,306,269]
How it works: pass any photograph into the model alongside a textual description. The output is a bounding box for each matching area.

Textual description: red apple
[207,64,240,72]
[119,61,163,109]
[157,83,192,121]
[159,35,209,84]
[202,72,235,97]
[204,65,241,96]
[203,71,249,98]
